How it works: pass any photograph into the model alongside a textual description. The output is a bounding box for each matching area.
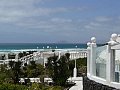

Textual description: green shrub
[29,83,40,90]
[0,83,64,90]
[46,55,71,86]
[47,86,64,90]
[0,83,28,90]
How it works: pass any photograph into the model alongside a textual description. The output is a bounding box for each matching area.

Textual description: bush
[0,83,64,90]
[47,86,64,90]
[46,54,70,86]
[29,83,40,90]
[0,83,28,90]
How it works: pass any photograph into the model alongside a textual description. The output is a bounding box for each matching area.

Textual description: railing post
[106,33,118,83]
[15,53,19,61]
[87,42,91,75]
[5,53,8,60]
[90,37,97,76]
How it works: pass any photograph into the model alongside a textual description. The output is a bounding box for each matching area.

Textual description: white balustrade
[87,33,120,89]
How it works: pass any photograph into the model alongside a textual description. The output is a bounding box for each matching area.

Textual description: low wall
[83,76,120,90]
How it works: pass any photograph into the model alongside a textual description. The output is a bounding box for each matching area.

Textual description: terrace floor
[69,77,83,90]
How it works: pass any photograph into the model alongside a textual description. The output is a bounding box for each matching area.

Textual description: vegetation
[0,83,63,90]
[22,61,44,78]
[0,83,28,90]
[69,58,87,76]
[0,64,9,82]
[8,61,22,84]
[0,60,44,83]
[0,51,87,90]
[29,83,64,90]
[46,53,71,86]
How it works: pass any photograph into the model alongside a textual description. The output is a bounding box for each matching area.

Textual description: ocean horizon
[0,43,88,50]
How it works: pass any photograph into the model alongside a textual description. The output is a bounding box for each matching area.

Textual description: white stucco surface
[116,36,120,43]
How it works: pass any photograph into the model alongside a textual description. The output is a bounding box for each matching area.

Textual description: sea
[0,43,87,50]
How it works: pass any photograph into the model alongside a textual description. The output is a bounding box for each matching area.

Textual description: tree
[0,60,44,84]
[25,61,44,78]
[0,64,9,82]
[8,61,22,84]
[46,53,71,86]
[65,53,70,61]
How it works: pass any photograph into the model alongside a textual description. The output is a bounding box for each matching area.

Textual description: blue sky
[0,0,120,43]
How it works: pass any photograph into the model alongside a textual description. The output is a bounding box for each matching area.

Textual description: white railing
[19,78,41,83]
[87,34,120,89]
[0,49,87,66]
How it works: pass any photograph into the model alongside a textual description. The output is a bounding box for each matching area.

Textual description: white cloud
[84,25,94,29]
[84,22,101,30]
[0,0,70,23]
[17,19,72,30]
[0,0,119,43]
[95,16,112,22]
[118,16,120,20]
[0,0,88,24]
[51,18,72,23]
[83,16,120,32]
[89,22,101,26]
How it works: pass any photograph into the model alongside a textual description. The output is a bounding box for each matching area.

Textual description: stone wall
[83,76,120,90]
